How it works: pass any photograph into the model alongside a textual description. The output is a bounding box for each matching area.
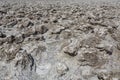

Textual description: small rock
[35,25,48,34]
[35,35,45,41]
[51,26,65,34]
[15,50,35,70]
[89,18,103,26]
[4,45,21,61]
[81,36,100,48]
[56,62,69,76]
[41,18,49,23]
[83,52,98,66]
[21,21,34,28]
[104,45,113,55]
[0,32,6,38]
[61,14,67,20]
[15,34,24,44]
[0,9,7,14]
[16,12,25,18]
[7,35,15,43]
[105,49,113,55]
[117,43,120,50]
[0,38,6,45]
[59,30,72,39]
[96,44,113,55]
[97,73,109,80]
[7,20,18,27]
[111,31,120,41]
[0,39,3,45]
[63,39,79,56]
[63,46,78,56]
[50,17,58,23]
[22,28,35,38]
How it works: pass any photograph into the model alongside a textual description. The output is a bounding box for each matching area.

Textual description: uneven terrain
[0,1,120,80]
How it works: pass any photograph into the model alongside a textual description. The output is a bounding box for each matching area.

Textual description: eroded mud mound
[0,3,120,80]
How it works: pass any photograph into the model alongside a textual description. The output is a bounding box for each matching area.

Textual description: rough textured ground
[0,1,120,80]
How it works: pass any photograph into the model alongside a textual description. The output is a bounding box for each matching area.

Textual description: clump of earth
[0,2,120,80]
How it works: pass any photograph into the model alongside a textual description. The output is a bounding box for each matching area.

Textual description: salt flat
[0,0,120,80]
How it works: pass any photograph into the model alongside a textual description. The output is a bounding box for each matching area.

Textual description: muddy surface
[0,1,120,80]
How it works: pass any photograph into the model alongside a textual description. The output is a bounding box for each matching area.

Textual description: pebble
[7,35,15,43]
[21,21,34,28]
[63,39,79,56]
[15,34,24,44]
[117,43,120,50]
[35,25,48,34]
[56,62,69,76]
[7,20,18,27]
[0,32,6,38]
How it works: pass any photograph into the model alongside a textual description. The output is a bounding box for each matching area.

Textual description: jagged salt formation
[0,3,120,80]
